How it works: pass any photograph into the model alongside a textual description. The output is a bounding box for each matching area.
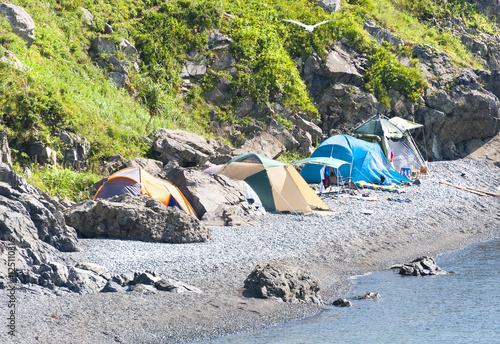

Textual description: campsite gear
[400,167,411,178]
[217,153,329,212]
[300,134,412,184]
[352,114,427,175]
[354,181,406,193]
[94,167,197,217]
[387,197,411,203]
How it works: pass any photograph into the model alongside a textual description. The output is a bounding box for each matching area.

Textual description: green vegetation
[0,0,497,200]
[22,164,102,202]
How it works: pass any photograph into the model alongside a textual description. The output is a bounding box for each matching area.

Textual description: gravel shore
[2,158,500,344]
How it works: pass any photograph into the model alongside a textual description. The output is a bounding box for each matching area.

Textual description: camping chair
[335,168,355,195]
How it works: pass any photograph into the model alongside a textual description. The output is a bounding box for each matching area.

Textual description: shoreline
[1,158,499,343]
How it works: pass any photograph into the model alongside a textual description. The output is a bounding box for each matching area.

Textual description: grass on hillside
[0,0,498,201]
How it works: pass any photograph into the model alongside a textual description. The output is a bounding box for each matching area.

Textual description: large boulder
[64,194,211,243]
[244,263,322,304]
[0,165,79,292]
[161,168,262,226]
[0,3,35,46]
[399,257,448,276]
[233,131,285,159]
[0,165,78,252]
[153,128,233,167]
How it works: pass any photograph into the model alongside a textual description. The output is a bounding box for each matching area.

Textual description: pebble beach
[2,158,500,344]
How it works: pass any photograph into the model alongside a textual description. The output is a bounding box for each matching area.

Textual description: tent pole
[422,126,428,162]
[270,185,300,215]
[352,113,378,132]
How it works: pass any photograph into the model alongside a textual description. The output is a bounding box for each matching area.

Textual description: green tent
[217,153,329,212]
[352,114,426,174]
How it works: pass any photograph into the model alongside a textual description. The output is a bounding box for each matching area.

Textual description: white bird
[282,19,335,32]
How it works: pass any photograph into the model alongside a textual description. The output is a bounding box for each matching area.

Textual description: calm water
[209,239,500,344]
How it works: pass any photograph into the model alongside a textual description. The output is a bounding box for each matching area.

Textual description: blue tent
[300,134,412,184]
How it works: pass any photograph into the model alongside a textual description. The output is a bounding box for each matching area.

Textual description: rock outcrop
[0,164,79,252]
[153,128,234,167]
[64,193,211,243]
[89,36,140,89]
[244,263,322,304]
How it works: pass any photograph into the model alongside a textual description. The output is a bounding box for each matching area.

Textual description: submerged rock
[331,298,353,307]
[399,256,448,276]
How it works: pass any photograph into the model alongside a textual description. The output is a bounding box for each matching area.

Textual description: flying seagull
[282,19,335,32]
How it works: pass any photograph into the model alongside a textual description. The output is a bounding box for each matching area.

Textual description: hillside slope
[0,0,499,199]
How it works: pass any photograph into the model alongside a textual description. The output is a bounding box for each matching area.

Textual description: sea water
[209,239,500,344]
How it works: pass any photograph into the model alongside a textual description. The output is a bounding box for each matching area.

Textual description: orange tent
[94,167,197,217]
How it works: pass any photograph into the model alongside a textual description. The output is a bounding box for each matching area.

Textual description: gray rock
[67,267,107,294]
[118,39,139,57]
[364,20,405,48]
[59,130,90,169]
[127,283,157,294]
[102,280,124,293]
[0,50,27,71]
[153,128,233,167]
[64,194,211,243]
[48,262,69,286]
[0,131,11,166]
[132,272,160,285]
[331,298,353,307]
[0,3,35,46]
[233,131,285,158]
[399,256,448,276]
[317,0,341,12]
[186,59,207,79]
[109,71,128,87]
[90,36,117,54]
[162,168,261,225]
[205,79,231,106]
[155,278,202,293]
[119,157,163,176]
[112,273,133,286]
[244,263,322,304]
[235,99,253,117]
[324,48,364,87]
[0,166,79,252]
[354,292,381,300]
[75,262,111,280]
[104,23,113,34]
[80,7,93,26]
[469,0,500,24]
[108,55,129,74]
[207,29,232,50]
[214,53,235,70]
[23,141,57,165]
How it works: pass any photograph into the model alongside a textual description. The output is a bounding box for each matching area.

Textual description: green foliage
[276,150,308,164]
[25,164,102,202]
[1,0,498,201]
[393,0,498,35]
[365,49,427,106]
